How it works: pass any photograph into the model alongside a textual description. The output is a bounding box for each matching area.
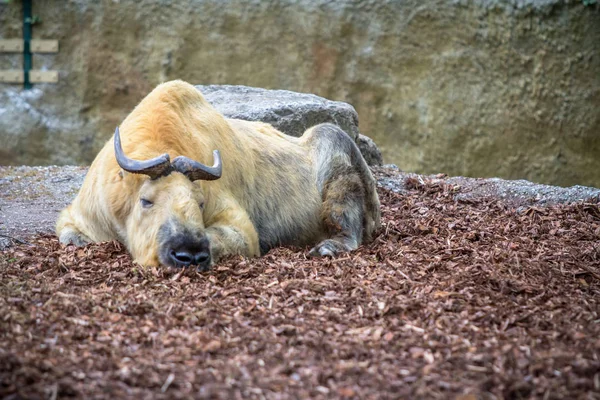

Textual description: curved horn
[171,150,222,181]
[113,127,172,179]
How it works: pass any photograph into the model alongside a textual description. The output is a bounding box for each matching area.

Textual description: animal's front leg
[204,206,260,264]
[56,206,94,246]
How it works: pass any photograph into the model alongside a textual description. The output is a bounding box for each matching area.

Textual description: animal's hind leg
[303,123,380,257]
[310,165,366,257]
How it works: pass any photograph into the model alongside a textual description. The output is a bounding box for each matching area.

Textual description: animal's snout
[158,220,211,270]
[169,249,211,269]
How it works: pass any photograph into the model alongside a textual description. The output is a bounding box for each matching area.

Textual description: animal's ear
[111,169,127,183]
[117,169,134,180]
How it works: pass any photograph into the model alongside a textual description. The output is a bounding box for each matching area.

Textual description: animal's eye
[199,202,205,210]
[140,198,154,208]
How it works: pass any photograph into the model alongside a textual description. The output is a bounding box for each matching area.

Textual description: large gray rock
[197,85,360,142]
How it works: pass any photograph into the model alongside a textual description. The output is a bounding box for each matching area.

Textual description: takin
[56,80,381,270]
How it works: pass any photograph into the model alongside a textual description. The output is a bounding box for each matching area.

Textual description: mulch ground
[1,178,600,400]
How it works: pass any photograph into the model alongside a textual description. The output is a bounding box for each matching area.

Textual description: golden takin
[56,80,381,270]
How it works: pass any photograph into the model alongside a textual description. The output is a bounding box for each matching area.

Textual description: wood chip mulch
[1,179,600,399]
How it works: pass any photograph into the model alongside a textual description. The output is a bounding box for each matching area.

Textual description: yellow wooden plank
[0,39,23,53]
[30,39,59,53]
[29,70,59,83]
[0,70,24,83]
[0,39,59,53]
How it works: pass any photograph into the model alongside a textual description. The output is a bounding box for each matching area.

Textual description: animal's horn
[113,126,172,179]
[171,150,222,181]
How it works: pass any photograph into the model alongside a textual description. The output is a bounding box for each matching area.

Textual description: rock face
[198,85,360,141]
[0,0,598,186]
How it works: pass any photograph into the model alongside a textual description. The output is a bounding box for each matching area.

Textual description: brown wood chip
[1,181,600,398]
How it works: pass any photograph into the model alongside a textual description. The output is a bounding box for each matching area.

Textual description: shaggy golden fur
[56,80,380,267]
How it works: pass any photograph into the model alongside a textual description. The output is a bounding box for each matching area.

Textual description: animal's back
[225,119,324,253]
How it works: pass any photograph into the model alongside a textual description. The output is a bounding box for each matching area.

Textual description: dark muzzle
[158,222,211,271]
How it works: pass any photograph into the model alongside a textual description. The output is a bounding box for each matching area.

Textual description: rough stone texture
[0,166,86,249]
[198,85,360,141]
[356,134,383,166]
[375,165,600,208]
[2,165,599,250]
[0,0,599,187]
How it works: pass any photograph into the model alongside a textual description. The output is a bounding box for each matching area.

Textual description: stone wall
[0,0,598,187]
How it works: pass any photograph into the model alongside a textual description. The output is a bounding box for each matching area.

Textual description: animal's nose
[169,250,211,269]
[194,251,210,265]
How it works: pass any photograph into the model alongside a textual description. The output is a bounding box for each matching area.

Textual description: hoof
[59,229,92,247]
[309,239,353,258]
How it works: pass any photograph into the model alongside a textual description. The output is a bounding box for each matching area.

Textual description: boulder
[197,85,360,142]
[357,134,383,166]
[198,85,383,165]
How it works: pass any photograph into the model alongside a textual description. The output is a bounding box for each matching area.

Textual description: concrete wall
[0,0,598,187]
